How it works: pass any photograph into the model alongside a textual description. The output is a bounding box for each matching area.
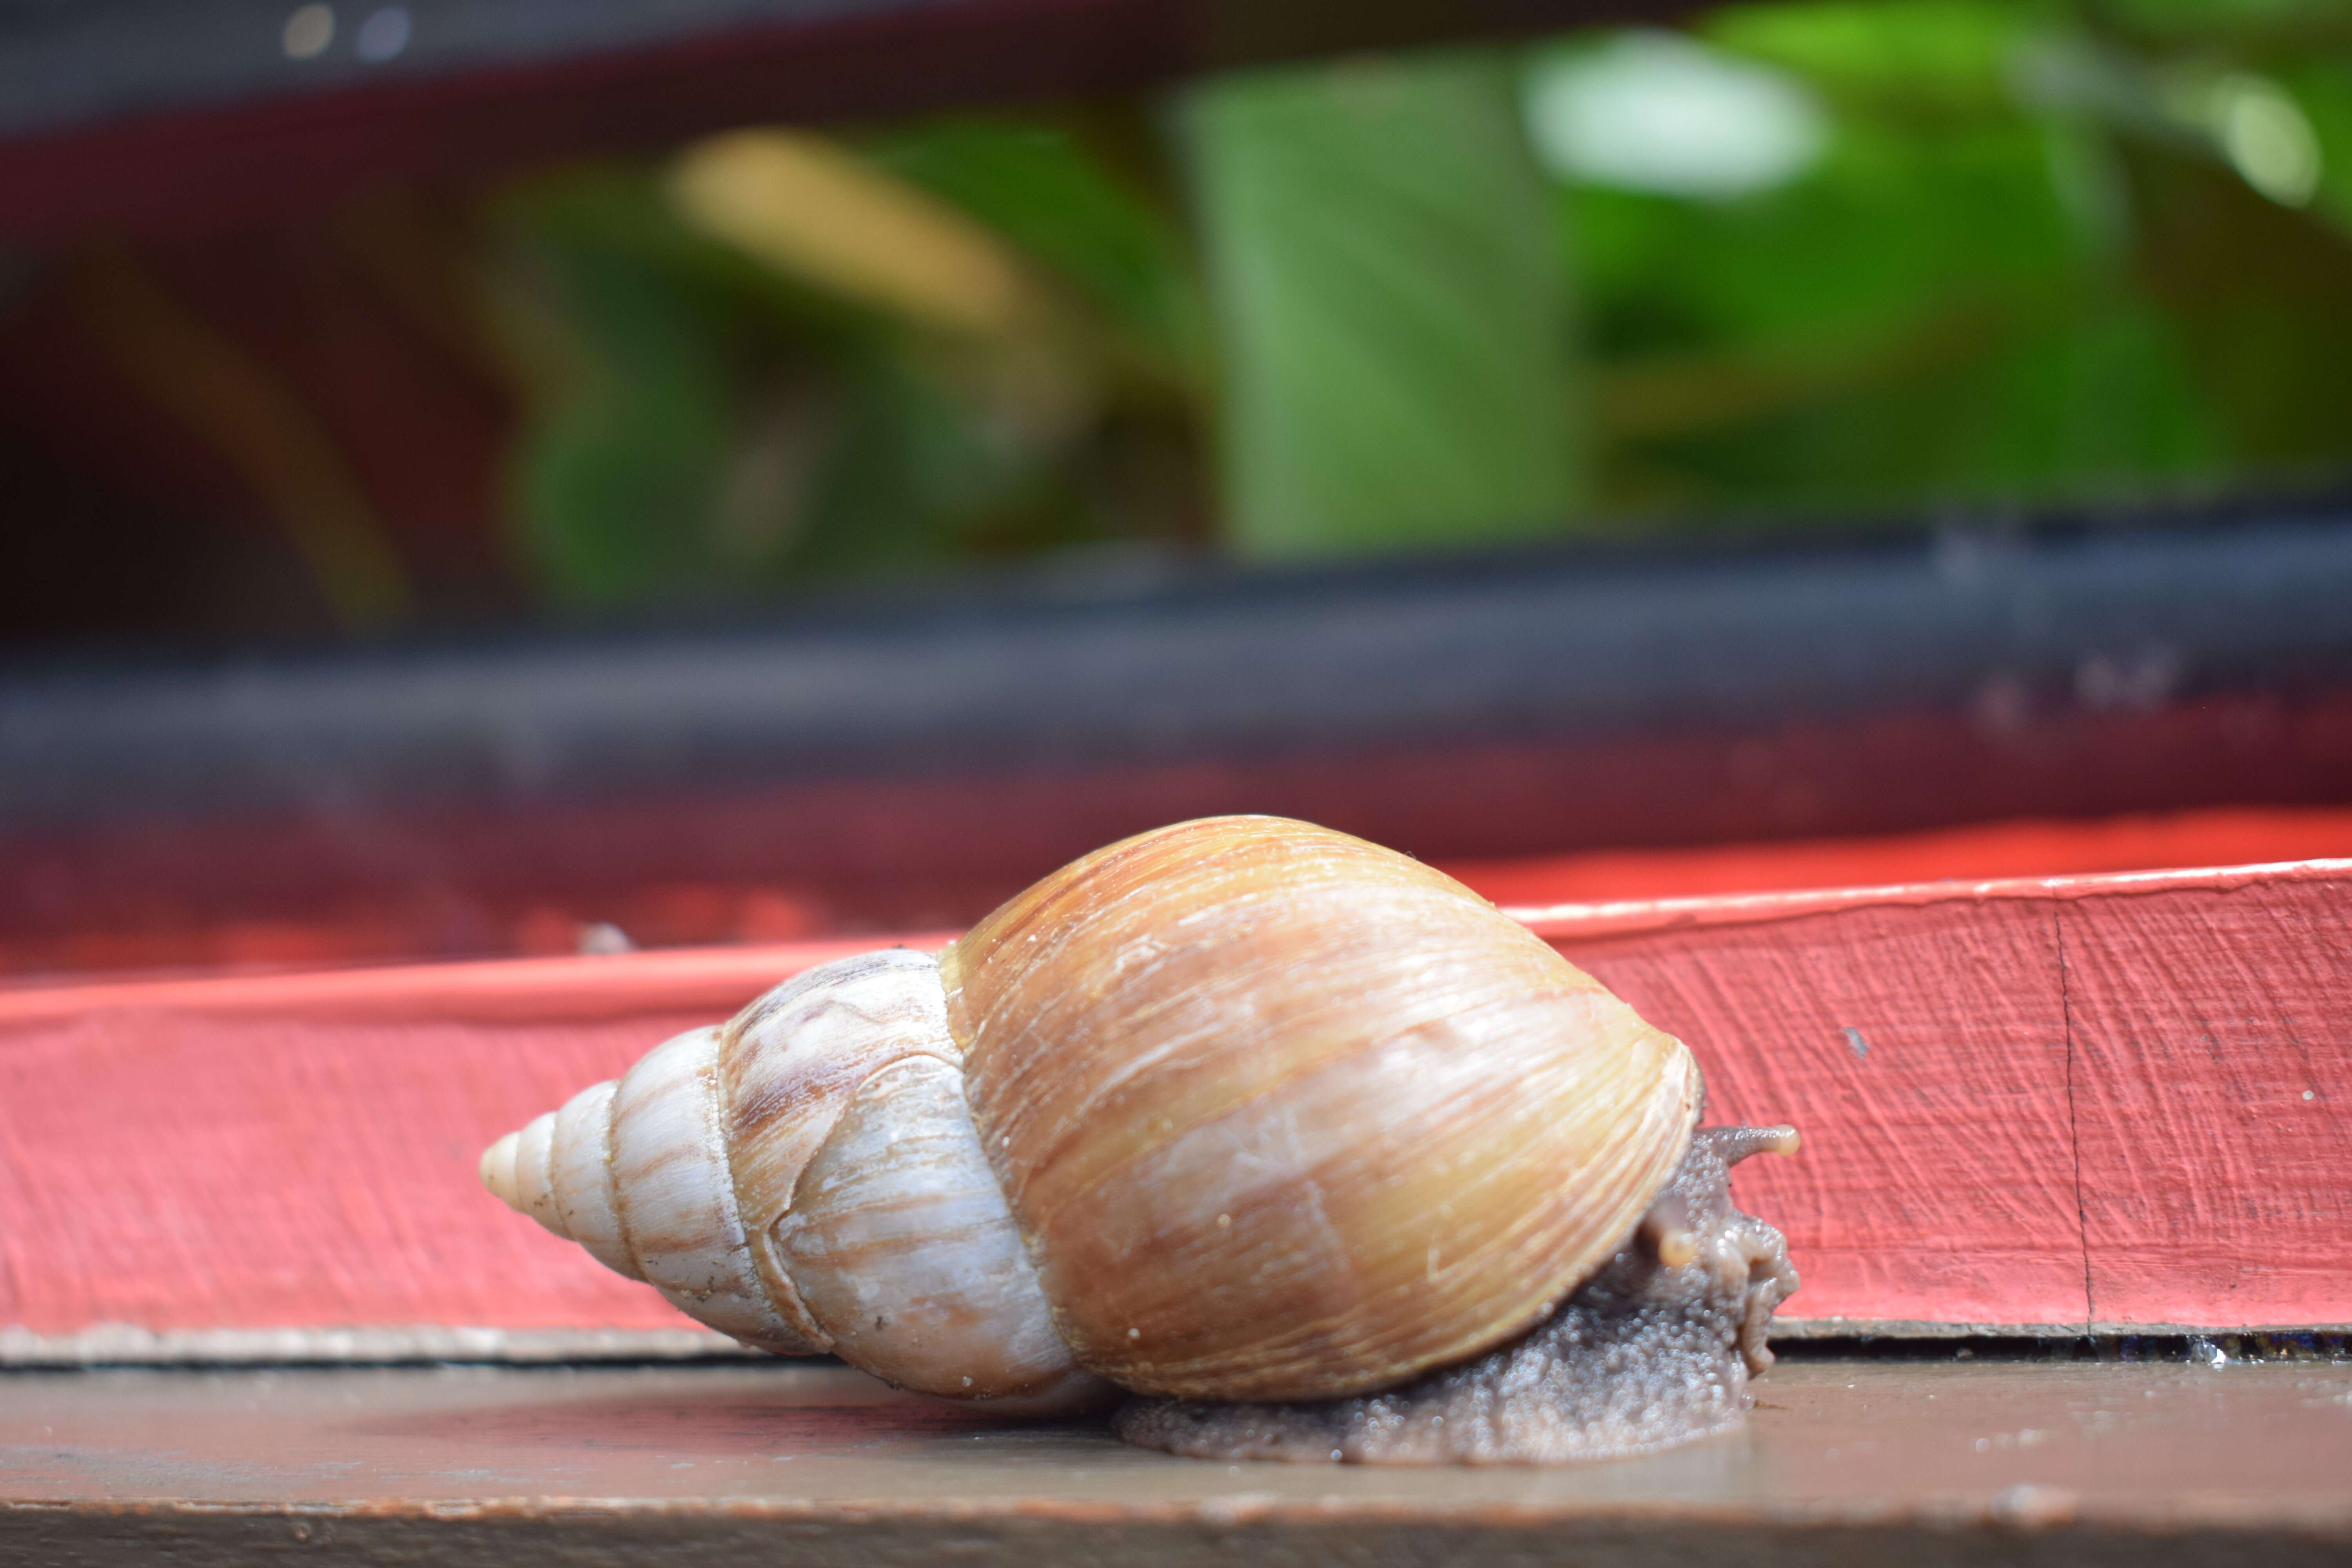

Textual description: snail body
[483,816,1794,1454]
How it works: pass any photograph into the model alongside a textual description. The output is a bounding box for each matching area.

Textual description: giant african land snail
[481,816,1800,1463]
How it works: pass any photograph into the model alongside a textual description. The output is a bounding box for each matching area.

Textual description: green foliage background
[489,0,2352,608]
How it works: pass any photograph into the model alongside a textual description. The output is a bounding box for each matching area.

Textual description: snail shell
[482,816,1702,1412]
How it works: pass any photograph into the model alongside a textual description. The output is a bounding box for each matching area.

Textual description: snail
[481,815,1800,1462]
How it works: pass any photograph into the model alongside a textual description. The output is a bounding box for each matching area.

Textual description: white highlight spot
[1523,31,1826,199]
[2208,73,2322,208]
[355,5,410,62]
[282,4,334,58]
[575,920,633,956]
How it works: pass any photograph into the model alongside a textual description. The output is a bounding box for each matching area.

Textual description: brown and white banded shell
[483,816,1702,1410]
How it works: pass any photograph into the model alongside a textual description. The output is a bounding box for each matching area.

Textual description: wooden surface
[5,1358,2351,1563]
[1530,862,2352,1332]
[2,861,2347,1353]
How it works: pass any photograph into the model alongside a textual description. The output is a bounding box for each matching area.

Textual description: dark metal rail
[6,512,2350,828]
[4,507,2349,954]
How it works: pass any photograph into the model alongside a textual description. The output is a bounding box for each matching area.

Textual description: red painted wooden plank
[2,864,2345,1348]
[1556,899,2085,1329]
[2057,878,2352,1329]
[1450,804,2352,907]
[0,936,950,1339]
[1525,861,2352,1332]
[0,934,949,1028]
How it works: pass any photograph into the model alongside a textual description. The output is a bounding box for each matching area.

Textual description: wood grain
[1539,861,2352,1332]
[2,865,2345,1347]
[0,937,946,1339]
[2057,877,2351,1328]
[1558,898,2085,1328]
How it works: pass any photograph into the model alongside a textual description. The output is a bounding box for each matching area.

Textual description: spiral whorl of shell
[943,817,1702,1402]
[479,947,1112,1413]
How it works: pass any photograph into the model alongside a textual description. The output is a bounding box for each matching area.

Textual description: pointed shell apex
[478,1131,524,1213]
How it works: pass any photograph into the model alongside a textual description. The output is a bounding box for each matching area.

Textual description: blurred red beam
[0,0,1683,243]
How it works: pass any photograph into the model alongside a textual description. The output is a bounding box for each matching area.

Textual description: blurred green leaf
[1707,0,2020,118]
[1545,0,2352,521]
[2280,61,2352,233]
[489,165,857,345]
[2125,140,2352,467]
[863,118,1207,372]
[1571,122,2080,363]
[2094,0,2352,49]
[487,158,1146,603]
[1183,51,1582,558]
[505,239,737,606]
[786,352,1066,575]
[1962,290,2223,490]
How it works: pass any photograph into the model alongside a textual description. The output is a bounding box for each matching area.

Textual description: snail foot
[1114,1125,1799,1465]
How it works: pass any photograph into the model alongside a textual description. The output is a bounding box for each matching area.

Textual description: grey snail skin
[481,815,1801,1463]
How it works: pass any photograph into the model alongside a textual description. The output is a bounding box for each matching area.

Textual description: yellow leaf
[669,129,1032,335]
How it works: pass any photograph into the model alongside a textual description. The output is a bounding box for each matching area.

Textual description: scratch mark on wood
[2055,905,2094,1334]
[1842,1029,1869,1060]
